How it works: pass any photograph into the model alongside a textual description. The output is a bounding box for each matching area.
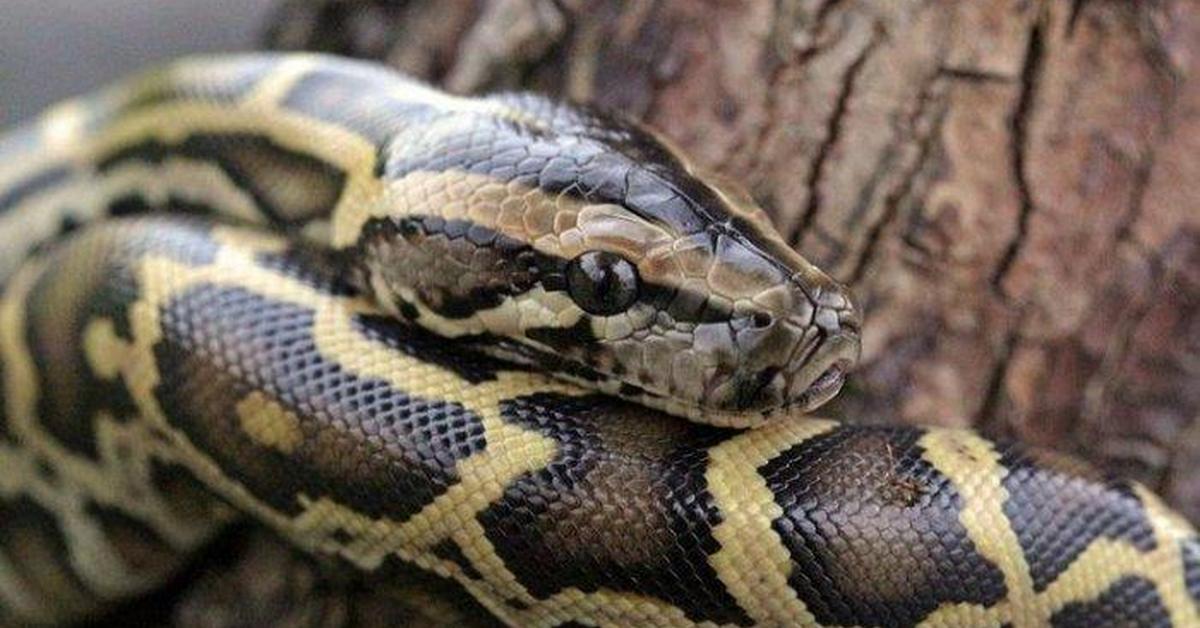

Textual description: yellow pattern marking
[235,392,305,454]
[241,55,319,108]
[918,429,1039,625]
[918,433,1200,627]
[0,260,228,611]
[706,418,837,626]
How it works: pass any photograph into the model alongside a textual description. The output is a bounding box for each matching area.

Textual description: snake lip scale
[0,53,1195,627]
[794,359,851,412]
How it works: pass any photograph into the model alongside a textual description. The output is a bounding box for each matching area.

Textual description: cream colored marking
[1040,538,1162,609]
[706,418,837,626]
[917,438,1200,627]
[40,100,92,151]
[82,319,123,380]
[591,305,656,342]
[170,56,260,92]
[0,255,230,623]
[0,157,262,281]
[918,430,1040,626]
[1132,486,1200,628]
[235,392,305,454]
[0,261,226,551]
[67,101,385,233]
[389,284,587,344]
[241,56,320,108]
[300,218,332,244]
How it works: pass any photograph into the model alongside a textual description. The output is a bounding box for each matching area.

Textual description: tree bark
[267,0,1200,522]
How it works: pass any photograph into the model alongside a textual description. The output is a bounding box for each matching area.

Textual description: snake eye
[566,251,640,316]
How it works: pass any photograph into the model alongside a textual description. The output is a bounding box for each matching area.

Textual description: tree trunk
[268,0,1200,522]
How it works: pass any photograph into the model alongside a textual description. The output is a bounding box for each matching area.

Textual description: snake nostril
[838,304,863,335]
[813,307,841,333]
[751,312,773,329]
[840,313,862,335]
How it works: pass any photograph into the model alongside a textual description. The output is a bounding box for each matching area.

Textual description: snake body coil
[0,54,1196,627]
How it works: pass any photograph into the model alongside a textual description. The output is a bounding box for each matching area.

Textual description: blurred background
[0,0,275,126]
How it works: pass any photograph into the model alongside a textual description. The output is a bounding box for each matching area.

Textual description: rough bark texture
[267,0,1200,522]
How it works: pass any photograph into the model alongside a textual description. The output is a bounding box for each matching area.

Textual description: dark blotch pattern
[357,215,564,320]
[83,502,182,576]
[154,285,486,520]
[20,220,229,459]
[97,133,345,227]
[430,538,483,581]
[761,426,1007,627]
[524,318,596,355]
[488,91,807,267]
[478,392,753,626]
[1183,536,1200,604]
[0,497,99,620]
[106,194,221,220]
[0,165,72,215]
[999,446,1156,592]
[1050,576,1170,627]
[281,64,440,147]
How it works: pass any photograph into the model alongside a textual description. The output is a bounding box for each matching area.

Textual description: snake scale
[0,53,1196,627]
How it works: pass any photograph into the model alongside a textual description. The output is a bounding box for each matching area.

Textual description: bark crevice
[990,17,1046,299]
[791,27,885,245]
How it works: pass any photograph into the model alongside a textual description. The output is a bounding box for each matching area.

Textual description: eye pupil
[566,251,640,316]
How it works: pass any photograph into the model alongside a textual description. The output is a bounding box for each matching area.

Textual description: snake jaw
[784,328,861,415]
[792,359,851,413]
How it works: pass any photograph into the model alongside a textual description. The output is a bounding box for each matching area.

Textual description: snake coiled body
[0,53,1196,627]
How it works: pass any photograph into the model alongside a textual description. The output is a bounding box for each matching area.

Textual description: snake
[0,52,1195,627]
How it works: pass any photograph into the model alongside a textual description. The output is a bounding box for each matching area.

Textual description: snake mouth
[786,331,861,414]
[793,360,849,412]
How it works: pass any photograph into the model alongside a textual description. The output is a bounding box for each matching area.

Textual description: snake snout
[701,279,861,415]
[781,278,862,413]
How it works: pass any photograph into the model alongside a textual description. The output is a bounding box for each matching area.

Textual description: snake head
[357,95,860,424]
